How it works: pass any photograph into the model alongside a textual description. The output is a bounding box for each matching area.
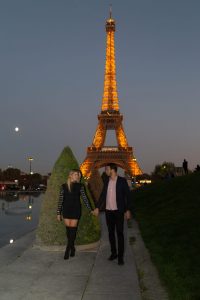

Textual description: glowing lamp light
[10,239,14,244]
[28,205,32,209]
[14,127,19,132]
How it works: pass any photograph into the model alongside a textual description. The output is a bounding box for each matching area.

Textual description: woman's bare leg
[63,219,78,227]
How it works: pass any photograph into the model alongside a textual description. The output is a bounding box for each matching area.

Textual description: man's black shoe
[118,258,124,265]
[108,254,118,261]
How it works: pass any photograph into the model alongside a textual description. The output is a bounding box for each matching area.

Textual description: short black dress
[57,182,92,219]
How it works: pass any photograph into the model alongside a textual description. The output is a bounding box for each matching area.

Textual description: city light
[28,157,34,174]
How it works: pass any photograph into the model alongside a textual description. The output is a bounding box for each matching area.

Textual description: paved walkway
[0,214,141,300]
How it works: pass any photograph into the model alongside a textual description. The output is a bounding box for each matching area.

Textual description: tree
[2,168,21,181]
[36,146,100,246]
[152,162,175,179]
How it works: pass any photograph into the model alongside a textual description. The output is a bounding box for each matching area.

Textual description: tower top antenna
[109,4,112,19]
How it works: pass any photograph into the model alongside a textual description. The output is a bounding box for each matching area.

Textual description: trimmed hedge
[36,146,100,245]
[131,172,200,300]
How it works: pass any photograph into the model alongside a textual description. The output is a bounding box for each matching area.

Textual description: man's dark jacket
[96,176,131,213]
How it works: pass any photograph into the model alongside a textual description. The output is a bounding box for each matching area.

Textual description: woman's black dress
[57,182,92,219]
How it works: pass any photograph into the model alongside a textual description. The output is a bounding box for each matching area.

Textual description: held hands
[91,208,99,217]
[91,209,131,219]
[124,210,132,220]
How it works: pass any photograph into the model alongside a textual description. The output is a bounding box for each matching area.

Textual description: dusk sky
[1,0,200,175]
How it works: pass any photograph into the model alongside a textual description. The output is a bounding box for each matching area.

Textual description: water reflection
[0,192,43,248]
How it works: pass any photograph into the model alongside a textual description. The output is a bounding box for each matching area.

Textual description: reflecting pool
[0,192,43,248]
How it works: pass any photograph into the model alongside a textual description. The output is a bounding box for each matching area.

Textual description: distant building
[174,167,185,177]
[138,179,152,185]
[0,181,18,191]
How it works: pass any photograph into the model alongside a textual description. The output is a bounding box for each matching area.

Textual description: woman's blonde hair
[67,170,79,191]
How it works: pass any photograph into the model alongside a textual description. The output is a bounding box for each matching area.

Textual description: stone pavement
[0,214,141,300]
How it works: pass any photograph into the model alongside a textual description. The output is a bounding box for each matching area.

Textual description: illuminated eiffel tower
[80,9,142,178]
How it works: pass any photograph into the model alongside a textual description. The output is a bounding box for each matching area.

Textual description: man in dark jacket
[93,163,131,265]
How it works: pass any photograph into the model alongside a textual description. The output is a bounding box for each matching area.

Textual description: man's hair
[108,163,118,173]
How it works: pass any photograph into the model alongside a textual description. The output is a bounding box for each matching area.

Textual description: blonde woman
[57,169,94,259]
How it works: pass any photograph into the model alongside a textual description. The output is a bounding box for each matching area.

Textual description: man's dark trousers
[105,209,124,259]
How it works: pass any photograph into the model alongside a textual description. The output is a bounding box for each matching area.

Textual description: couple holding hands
[57,163,131,265]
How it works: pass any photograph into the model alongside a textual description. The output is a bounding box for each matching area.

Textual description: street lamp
[28,157,34,175]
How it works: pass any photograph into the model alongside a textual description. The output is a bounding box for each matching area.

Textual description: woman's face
[70,172,80,182]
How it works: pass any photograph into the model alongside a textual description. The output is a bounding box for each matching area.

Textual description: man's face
[105,166,111,176]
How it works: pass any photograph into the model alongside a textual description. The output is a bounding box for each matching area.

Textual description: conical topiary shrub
[36,146,100,245]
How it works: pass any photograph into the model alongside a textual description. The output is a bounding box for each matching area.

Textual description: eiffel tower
[80,9,142,179]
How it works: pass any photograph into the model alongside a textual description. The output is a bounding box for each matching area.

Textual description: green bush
[131,172,200,300]
[36,146,100,245]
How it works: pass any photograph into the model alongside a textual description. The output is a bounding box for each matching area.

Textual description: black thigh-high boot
[70,227,77,257]
[64,226,70,260]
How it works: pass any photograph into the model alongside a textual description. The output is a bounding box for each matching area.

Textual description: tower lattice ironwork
[80,10,142,178]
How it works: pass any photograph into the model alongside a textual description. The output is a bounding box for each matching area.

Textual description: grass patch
[131,172,200,300]
[138,268,148,294]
